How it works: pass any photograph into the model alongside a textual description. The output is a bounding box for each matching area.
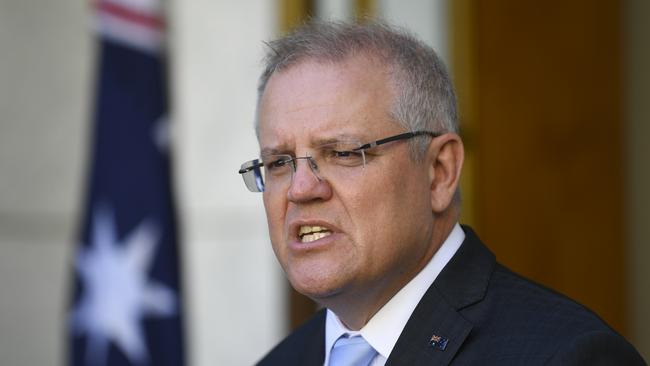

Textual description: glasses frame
[238,130,441,192]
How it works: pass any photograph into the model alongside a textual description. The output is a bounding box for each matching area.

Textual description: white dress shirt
[323,223,465,366]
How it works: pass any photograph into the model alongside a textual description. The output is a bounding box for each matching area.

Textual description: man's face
[258,56,437,307]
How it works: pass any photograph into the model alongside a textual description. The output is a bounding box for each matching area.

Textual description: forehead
[257,56,398,148]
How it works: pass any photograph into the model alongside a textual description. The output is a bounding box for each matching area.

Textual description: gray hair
[255,20,459,161]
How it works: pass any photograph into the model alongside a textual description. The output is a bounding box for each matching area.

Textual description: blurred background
[0,0,648,365]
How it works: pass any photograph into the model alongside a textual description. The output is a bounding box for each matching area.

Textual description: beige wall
[0,1,91,364]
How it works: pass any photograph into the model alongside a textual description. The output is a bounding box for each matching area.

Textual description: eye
[265,156,291,171]
[318,142,366,167]
[328,149,365,166]
[334,150,357,158]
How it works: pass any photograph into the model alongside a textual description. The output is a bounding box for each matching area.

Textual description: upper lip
[288,219,339,241]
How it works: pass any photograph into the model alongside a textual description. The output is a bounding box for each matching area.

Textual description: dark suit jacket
[257,226,646,365]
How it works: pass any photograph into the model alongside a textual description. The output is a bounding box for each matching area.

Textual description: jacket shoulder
[546,330,647,365]
[489,263,616,333]
[458,263,645,363]
[445,227,644,363]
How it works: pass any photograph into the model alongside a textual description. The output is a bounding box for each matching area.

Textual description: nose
[287,157,332,203]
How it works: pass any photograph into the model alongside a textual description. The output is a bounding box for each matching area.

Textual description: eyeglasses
[238,130,440,192]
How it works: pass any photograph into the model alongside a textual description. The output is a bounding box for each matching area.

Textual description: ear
[427,133,464,213]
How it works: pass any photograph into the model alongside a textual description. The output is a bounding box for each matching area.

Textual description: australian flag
[68,0,185,365]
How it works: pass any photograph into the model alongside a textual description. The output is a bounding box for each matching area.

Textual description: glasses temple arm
[238,161,264,174]
[354,131,441,151]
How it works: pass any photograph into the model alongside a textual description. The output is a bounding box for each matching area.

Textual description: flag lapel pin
[429,334,449,351]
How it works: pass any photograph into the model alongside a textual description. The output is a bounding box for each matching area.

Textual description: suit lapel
[301,331,326,366]
[386,226,496,365]
[385,286,473,365]
[298,310,327,366]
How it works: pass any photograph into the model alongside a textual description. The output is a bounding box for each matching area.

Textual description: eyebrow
[312,133,366,146]
[260,133,366,156]
[260,146,288,156]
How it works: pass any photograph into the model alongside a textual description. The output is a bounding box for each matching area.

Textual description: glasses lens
[260,154,294,188]
[239,145,367,193]
[240,159,265,192]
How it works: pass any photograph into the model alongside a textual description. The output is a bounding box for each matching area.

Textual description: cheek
[264,193,291,272]
[348,168,431,258]
[263,193,286,241]
[343,176,402,249]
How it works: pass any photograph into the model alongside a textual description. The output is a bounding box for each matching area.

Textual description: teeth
[298,225,333,243]
[300,231,332,243]
[299,225,328,236]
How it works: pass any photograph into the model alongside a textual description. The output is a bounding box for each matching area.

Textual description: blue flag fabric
[69,2,185,365]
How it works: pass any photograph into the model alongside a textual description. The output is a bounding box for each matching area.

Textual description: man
[238,21,645,365]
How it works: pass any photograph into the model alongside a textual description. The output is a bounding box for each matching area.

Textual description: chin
[288,270,345,300]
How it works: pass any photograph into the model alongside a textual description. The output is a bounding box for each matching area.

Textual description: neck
[318,214,458,330]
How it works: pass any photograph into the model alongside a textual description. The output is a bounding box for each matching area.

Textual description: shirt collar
[323,223,465,363]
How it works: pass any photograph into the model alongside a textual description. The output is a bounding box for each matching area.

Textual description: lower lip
[289,232,341,252]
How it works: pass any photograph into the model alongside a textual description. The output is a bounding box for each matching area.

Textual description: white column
[315,0,353,21]
[169,1,284,365]
[376,0,449,65]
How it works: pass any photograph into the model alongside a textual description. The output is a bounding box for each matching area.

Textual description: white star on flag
[71,206,178,365]
[153,115,170,153]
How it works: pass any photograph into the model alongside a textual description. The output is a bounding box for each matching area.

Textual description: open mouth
[298,225,332,243]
